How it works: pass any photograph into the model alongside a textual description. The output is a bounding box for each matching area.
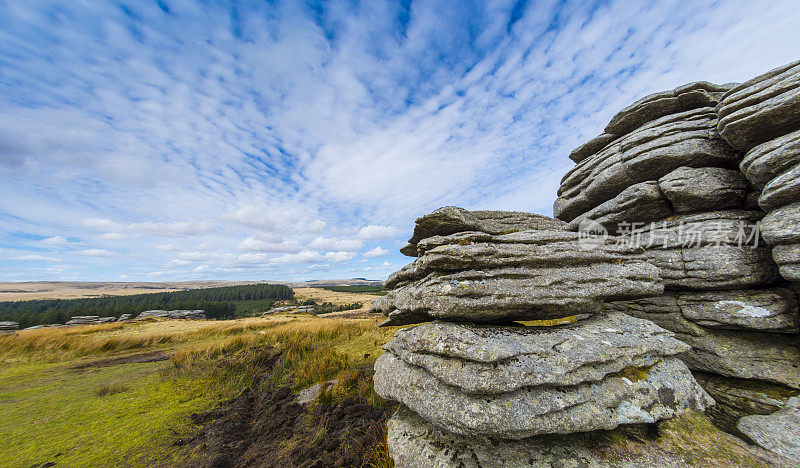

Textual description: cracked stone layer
[380,230,662,325]
[604,81,732,136]
[605,288,800,334]
[382,312,689,394]
[740,129,800,190]
[399,206,567,257]
[555,107,737,223]
[718,60,800,151]
[565,167,748,233]
[622,211,779,290]
[737,397,800,463]
[374,353,712,439]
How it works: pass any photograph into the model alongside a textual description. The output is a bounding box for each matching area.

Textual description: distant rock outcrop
[261,305,315,315]
[0,321,18,333]
[65,316,116,326]
[134,310,206,320]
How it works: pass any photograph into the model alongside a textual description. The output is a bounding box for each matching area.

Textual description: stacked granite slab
[0,321,18,334]
[373,207,713,466]
[554,71,800,438]
[723,60,800,282]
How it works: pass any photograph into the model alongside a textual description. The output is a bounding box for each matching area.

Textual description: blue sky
[1,0,799,282]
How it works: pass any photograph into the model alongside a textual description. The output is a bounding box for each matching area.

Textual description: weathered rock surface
[400,206,567,257]
[568,133,616,163]
[605,81,731,136]
[135,309,206,320]
[658,166,748,213]
[622,211,778,290]
[673,328,800,389]
[381,230,662,325]
[566,181,672,233]
[116,314,132,322]
[565,167,749,233]
[759,162,800,212]
[718,60,800,151]
[261,305,315,315]
[64,315,115,325]
[387,406,786,468]
[772,244,800,281]
[694,372,799,435]
[555,108,737,222]
[384,313,689,394]
[607,287,799,333]
[740,129,800,190]
[761,201,800,245]
[374,353,712,439]
[737,397,800,463]
[0,321,18,331]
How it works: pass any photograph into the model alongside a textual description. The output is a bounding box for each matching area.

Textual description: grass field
[0,312,399,467]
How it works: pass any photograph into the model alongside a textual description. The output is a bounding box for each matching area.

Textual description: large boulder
[737,397,800,463]
[772,244,800,281]
[374,352,711,439]
[380,230,662,325]
[555,108,737,222]
[400,206,567,257]
[717,60,800,151]
[568,133,616,163]
[383,312,689,394]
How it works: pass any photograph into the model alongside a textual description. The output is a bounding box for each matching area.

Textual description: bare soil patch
[177,365,395,468]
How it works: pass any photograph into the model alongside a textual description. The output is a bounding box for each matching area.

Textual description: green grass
[232,298,280,316]
[0,358,223,467]
[0,315,399,467]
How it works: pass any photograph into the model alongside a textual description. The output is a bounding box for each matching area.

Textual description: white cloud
[270,250,324,264]
[307,237,363,252]
[358,225,400,240]
[129,221,213,237]
[236,236,302,253]
[39,236,70,246]
[363,246,389,258]
[381,261,392,267]
[96,232,128,240]
[307,220,327,233]
[75,249,112,256]
[83,218,124,231]
[9,254,59,262]
[324,251,355,263]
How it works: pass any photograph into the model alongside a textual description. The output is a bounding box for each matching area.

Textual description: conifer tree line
[0,284,294,329]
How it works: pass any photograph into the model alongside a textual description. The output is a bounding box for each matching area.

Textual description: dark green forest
[0,284,294,329]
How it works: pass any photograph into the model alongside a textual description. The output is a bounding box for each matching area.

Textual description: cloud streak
[1,0,799,281]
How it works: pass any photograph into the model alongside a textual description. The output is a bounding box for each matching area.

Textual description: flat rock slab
[737,397,800,463]
[740,128,800,190]
[605,81,731,136]
[608,287,799,333]
[383,312,688,393]
[772,244,800,282]
[762,201,800,245]
[622,211,778,290]
[674,328,800,389]
[400,206,566,257]
[718,60,800,151]
[374,353,712,439]
[759,162,800,212]
[381,230,662,325]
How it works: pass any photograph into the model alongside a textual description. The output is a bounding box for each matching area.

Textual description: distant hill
[0,279,384,301]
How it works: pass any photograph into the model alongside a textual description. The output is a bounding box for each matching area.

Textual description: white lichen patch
[716,300,772,317]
